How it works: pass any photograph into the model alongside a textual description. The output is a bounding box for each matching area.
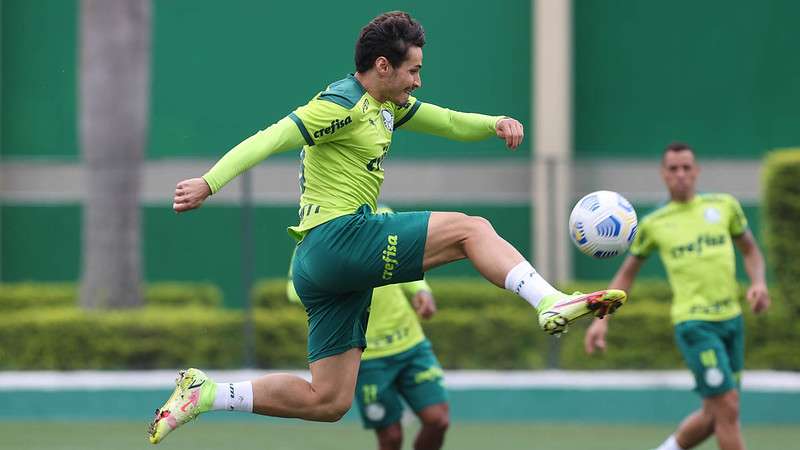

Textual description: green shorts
[292,205,430,362]
[674,315,744,398]
[355,340,447,429]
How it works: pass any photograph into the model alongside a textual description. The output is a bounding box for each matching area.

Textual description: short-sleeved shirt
[362,279,429,360]
[287,74,422,240]
[630,193,748,324]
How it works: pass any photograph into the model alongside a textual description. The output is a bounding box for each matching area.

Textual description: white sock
[503,261,559,308]
[212,381,254,412]
[656,435,684,450]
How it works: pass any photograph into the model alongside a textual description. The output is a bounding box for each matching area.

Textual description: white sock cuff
[504,261,534,292]
[213,381,254,413]
[657,435,684,450]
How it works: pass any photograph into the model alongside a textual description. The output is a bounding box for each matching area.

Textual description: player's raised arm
[396,99,524,149]
[172,116,306,213]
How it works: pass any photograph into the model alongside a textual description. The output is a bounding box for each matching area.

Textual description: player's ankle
[211,381,254,412]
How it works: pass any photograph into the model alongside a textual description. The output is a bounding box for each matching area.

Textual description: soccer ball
[569,190,638,259]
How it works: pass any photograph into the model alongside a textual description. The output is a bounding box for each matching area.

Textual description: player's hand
[495,118,524,150]
[584,318,609,354]
[413,290,437,319]
[173,177,212,213]
[746,282,770,314]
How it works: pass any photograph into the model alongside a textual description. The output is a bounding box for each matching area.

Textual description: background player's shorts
[674,315,744,397]
[292,205,431,363]
[355,339,448,429]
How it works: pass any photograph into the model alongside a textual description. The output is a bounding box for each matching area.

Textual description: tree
[79,0,151,308]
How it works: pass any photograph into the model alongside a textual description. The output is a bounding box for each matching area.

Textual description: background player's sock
[655,435,684,450]
[212,381,254,412]
[504,261,558,308]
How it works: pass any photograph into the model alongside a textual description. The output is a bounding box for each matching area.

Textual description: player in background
[287,208,450,450]
[584,142,770,450]
[149,11,626,444]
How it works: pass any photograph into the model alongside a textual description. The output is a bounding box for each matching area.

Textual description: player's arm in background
[394,97,524,150]
[584,218,655,354]
[173,97,348,212]
[400,279,437,319]
[728,195,770,313]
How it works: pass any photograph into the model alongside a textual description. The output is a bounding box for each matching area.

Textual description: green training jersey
[286,275,430,360]
[202,74,501,240]
[629,193,748,324]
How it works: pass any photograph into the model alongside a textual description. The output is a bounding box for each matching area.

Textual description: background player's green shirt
[287,276,431,360]
[202,74,502,240]
[629,193,748,324]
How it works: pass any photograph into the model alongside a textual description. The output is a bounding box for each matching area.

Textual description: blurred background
[1,0,799,449]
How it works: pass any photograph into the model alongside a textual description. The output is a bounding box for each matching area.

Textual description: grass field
[3,421,798,450]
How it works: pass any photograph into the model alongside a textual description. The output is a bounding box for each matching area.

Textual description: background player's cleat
[148,368,215,444]
[538,289,627,335]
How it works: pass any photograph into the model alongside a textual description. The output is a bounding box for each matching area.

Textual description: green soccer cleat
[537,289,627,335]
[148,368,215,444]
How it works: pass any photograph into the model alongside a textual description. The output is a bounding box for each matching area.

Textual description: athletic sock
[211,381,254,412]
[503,261,559,308]
[655,435,684,450]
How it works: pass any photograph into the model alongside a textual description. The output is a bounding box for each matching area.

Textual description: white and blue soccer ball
[569,190,638,259]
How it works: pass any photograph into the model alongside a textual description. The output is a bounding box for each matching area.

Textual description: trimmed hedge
[763,148,800,313]
[252,278,676,311]
[1,293,796,370]
[0,282,222,310]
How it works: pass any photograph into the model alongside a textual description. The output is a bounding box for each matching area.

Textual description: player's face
[386,46,423,106]
[661,150,699,201]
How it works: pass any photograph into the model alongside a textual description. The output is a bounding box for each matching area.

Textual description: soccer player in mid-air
[584,142,770,450]
[287,214,450,450]
[149,11,627,444]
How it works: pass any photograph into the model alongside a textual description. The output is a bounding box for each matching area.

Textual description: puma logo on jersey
[313,116,352,139]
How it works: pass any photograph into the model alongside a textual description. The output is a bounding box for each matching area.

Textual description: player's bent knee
[377,424,403,449]
[419,404,450,432]
[466,215,496,238]
[422,413,449,433]
[707,390,740,423]
[321,399,352,422]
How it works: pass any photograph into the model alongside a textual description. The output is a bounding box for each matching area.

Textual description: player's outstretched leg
[537,289,627,335]
[423,212,627,335]
[148,368,215,444]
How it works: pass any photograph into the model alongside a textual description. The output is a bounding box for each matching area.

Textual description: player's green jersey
[286,275,430,360]
[201,74,502,240]
[629,193,748,324]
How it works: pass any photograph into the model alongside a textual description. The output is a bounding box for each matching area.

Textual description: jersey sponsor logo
[381,234,399,280]
[362,98,369,113]
[380,108,394,131]
[669,233,727,258]
[704,207,721,223]
[368,327,411,348]
[689,297,734,315]
[312,116,352,139]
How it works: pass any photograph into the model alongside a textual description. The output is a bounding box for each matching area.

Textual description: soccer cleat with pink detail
[537,289,627,335]
[148,368,215,444]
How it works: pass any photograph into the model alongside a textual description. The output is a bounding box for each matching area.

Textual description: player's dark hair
[662,141,694,163]
[355,11,425,73]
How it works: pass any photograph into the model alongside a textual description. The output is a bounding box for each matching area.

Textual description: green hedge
[0,282,223,310]
[251,278,675,311]
[763,148,800,313]
[1,279,795,370]
[1,295,796,370]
